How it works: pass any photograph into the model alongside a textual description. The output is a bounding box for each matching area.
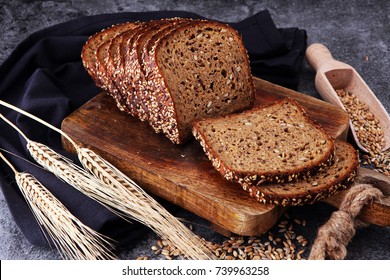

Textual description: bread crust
[192,98,335,183]
[244,140,359,206]
[125,18,192,124]
[151,20,255,144]
[82,22,139,113]
[106,24,142,116]
[142,20,195,139]
[113,23,146,117]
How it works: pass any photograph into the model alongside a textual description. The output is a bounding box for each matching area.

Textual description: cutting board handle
[324,168,390,227]
[306,43,334,71]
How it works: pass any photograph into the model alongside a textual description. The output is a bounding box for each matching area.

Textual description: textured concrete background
[0,0,389,260]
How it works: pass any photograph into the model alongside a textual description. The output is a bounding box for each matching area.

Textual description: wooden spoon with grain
[305,43,390,153]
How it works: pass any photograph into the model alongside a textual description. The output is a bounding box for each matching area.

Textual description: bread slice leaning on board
[81,18,255,144]
[122,18,193,125]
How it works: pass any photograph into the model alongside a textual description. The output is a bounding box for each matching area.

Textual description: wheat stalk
[0,151,116,260]
[0,101,217,260]
[78,147,217,260]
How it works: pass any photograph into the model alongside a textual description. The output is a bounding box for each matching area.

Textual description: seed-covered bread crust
[106,24,142,116]
[244,140,359,206]
[82,22,139,113]
[141,20,196,136]
[113,23,147,117]
[150,20,255,144]
[124,18,192,124]
[192,98,335,184]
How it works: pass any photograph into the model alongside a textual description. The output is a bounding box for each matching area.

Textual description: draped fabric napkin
[0,10,307,247]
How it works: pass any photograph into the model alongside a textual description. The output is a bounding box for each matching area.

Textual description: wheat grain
[336,89,385,154]
[0,152,115,260]
[333,90,389,176]
[149,212,309,260]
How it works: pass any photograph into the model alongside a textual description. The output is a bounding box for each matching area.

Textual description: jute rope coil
[309,183,384,260]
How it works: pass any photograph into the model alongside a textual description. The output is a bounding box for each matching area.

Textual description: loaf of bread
[192,98,335,185]
[81,18,255,144]
[243,140,359,206]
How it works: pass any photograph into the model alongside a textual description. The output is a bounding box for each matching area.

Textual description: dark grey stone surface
[0,0,389,260]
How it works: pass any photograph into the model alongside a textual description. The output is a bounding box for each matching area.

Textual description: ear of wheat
[0,151,116,260]
[78,146,217,260]
[0,100,217,260]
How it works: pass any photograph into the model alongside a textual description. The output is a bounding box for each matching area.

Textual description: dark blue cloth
[0,10,306,248]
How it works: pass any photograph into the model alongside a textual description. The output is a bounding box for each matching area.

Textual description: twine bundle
[0,151,115,260]
[309,183,383,260]
[0,101,216,260]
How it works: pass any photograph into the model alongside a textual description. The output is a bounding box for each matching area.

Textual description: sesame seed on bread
[81,21,139,113]
[244,140,359,206]
[148,20,255,143]
[81,18,255,145]
[192,98,335,185]
[124,18,192,124]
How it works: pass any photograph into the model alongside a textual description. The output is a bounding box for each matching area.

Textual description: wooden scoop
[305,43,390,153]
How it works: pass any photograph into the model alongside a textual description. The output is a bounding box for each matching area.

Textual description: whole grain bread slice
[106,25,142,116]
[81,22,137,89]
[81,19,255,145]
[96,40,127,111]
[132,19,195,130]
[123,18,192,123]
[81,22,139,112]
[244,140,359,206]
[146,20,255,144]
[192,98,335,184]
[110,23,147,117]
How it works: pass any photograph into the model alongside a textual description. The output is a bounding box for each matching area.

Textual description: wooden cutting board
[61,77,351,236]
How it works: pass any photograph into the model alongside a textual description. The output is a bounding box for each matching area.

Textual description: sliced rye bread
[123,18,192,123]
[81,23,127,83]
[82,22,139,113]
[192,98,335,185]
[96,40,127,112]
[81,22,136,89]
[131,19,195,131]
[96,23,142,113]
[106,25,142,116]
[110,23,147,117]
[81,19,255,144]
[145,20,255,144]
[243,140,359,206]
